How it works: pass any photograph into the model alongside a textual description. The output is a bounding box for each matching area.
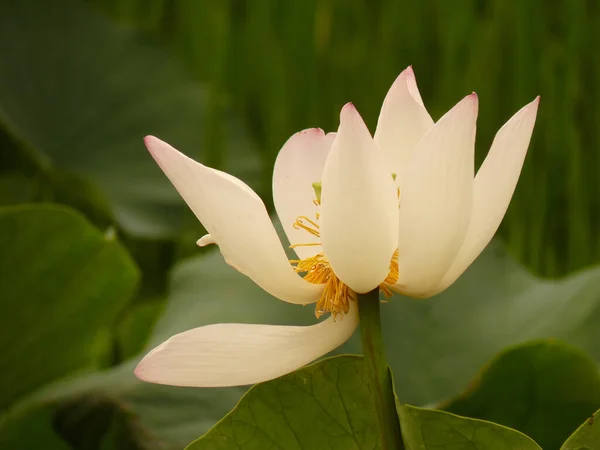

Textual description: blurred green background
[1,0,600,449]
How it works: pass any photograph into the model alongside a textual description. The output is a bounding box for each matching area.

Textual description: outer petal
[135,303,359,387]
[374,66,434,184]
[436,97,540,292]
[320,104,399,293]
[272,129,335,259]
[394,94,478,297]
[145,136,322,304]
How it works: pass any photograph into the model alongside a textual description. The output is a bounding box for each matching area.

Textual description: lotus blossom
[135,66,539,388]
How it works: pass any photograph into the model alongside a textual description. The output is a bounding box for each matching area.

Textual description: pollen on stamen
[289,205,399,318]
[382,250,399,287]
[290,251,354,318]
[293,216,320,237]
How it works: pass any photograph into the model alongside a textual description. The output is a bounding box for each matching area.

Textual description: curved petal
[320,104,399,293]
[135,303,359,387]
[436,97,540,293]
[196,234,215,247]
[272,129,335,259]
[374,66,434,184]
[394,94,478,297]
[145,136,322,304]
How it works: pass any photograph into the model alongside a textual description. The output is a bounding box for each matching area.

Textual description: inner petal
[272,129,335,260]
[288,201,400,318]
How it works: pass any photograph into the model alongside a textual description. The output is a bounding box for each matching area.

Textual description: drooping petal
[135,303,359,387]
[436,97,540,293]
[320,104,399,293]
[272,129,335,259]
[394,94,478,297]
[145,136,322,304]
[374,66,434,184]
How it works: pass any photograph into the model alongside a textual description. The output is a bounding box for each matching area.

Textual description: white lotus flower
[135,67,539,388]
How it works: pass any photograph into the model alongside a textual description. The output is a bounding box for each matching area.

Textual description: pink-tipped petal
[320,103,399,293]
[135,303,359,387]
[374,66,434,184]
[436,97,540,292]
[394,94,478,296]
[144,136,322,304]
[272,129,335,259]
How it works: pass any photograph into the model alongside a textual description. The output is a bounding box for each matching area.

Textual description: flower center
[289,192,399,319]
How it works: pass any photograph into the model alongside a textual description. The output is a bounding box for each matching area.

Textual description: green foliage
[561,408,600,450]
[3,243,595,449]
[0,407,71,450]
[90,0,600,276]
[189,356,542,450]
[116,302,164,360]
[0,173,36,206]
[149,245,600,443]
[99,239,600,426]
[444,341,600,449]
[397,405,542,450]
[0,0,260,238]
[188,356,380,450]
[0,204,138,411]
[1,0,600,448]
[356,243,600,408]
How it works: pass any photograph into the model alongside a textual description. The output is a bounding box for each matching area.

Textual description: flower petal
[320,104,399,293]
[272,129,335,259]
[394,94,478,297]
[135,303,359,387]
[196,234,215,247]
[374,66,434,184]
[145,136,322,304]
[436,97,539,292]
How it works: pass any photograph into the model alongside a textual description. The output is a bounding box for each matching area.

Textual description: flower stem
[357,289,404,449]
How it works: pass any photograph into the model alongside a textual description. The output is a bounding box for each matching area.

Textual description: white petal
[436,97,540,292]
[196,234,215,247]
[145,136,322,304]
[394,94,478,297]
[320,104,399,293]
[272,129,335,259]
[135,303,359,387]
[374,66,434,184]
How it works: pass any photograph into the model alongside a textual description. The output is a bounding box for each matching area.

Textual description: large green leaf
[443,340,600,449]
[188,355,380,450]
[0,204,138,411]
[560,408,600,449]
[397,405,542,449]
[0,0,261,237]
[189,355,541,450]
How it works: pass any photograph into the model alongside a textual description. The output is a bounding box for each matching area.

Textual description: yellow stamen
[290,242,322,248]
[382,250,399,286]
[290,215,399,317]
[290,251,354,318]
[317,273,355,318]
[288,183,400,318]
[292,216,320,237]
[289,252,329,284]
